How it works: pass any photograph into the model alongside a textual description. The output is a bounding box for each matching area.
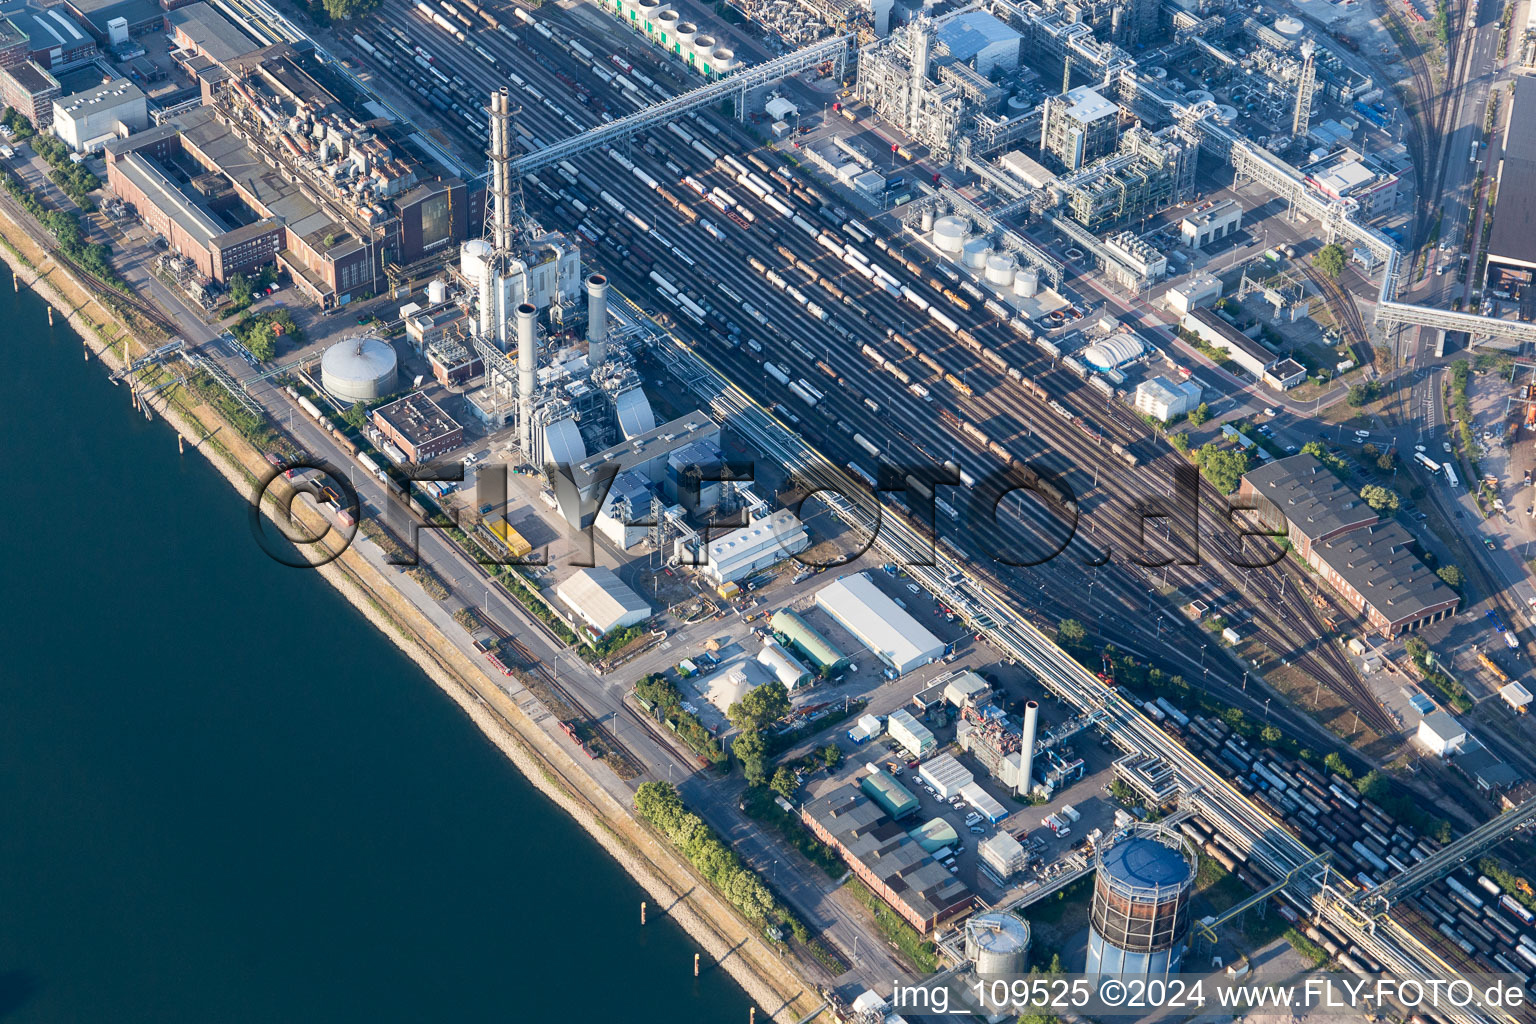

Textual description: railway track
[534,129,1394,736]
[327,0,1395,737]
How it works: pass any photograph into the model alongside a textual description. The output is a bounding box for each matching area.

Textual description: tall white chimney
[1018,701,1039,797]
[586,273,608,364]
[516,302,537,453]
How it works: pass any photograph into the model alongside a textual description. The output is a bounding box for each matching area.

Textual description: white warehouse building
[683,508,809,585]
[888,708,937,757]
[1134,376,1203,422]
[53,80,148,154]
[814,573,945,674]
[919,753,974,799]
[556,567,651,636]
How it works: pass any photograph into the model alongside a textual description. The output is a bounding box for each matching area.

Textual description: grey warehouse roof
[1242,453,1380,541]
[1487,86,1536,267]
[168,2,261,63]
[934,10,1020,60]
[116,152,223,247]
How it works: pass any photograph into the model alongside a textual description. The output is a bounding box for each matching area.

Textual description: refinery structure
[70,0,1536,1012]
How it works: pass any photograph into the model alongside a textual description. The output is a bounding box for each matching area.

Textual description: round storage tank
[1184,89,1214,105]
[1087,825,1196,977]
[965,912,1031,977]
[962,237,991,269]
[920,209,935,232]
[1013,266,1040,297]
[427,279,447,305]
[460,238,492,282]
[1275,14,1304,37]
[1215,104,1238,125]
[321,336,398,403]
[932,215,967,253]
[985,252,1018,286]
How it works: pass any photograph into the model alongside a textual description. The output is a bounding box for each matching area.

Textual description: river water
[0,284,753,1022]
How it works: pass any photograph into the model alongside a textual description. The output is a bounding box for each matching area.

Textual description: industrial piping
[586,273,608,364]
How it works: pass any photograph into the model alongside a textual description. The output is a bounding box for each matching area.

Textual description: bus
[1443,462,1460,488]
[1414,452,1442,473]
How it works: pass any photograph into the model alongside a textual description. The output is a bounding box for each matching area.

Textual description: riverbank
[1,205,824,1022]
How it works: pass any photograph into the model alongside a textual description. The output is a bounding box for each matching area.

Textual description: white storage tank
[920,209,935,232]
[984,252,1018,286]
[1184,89,1214,105]
[962,237,991,270]
[932,215,967,253]
[321,336,399,403]
[965,912,1032,977]
[460,238,492,282]
[1275,15,1304,38]
[427,279,447,305]
[1014,266,1040,297]
[1215,104,1238,125]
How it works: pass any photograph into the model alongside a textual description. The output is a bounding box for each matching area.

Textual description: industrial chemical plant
[44,0,1536,1014]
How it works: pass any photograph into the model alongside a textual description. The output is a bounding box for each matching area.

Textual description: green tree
[1192,444,1251,493]
[770,766,798,801]
[322,0,380,21]
[733,728,769,787]
[228,272,254,310]
[820,744,842,769]
[1351,382,1388,405]
[1436,565,1464,589]
[1170,431,1191,453]
[1360,484,1400,512]
[1301,440,1346,473]
[1057,619,1086,646]
[728,680,790,732]
[1313,243,1346,280]
[1324,752,1353,780]
[1376,449,1397,472]
[343,401,367,430]
[1261,725,1282,745]
[1188,402,1210,427]
[1355,769,1388,801]
[245,321,276,361]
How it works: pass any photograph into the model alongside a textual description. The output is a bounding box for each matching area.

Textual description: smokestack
[490,89,511,253]
[1018,701,1039,797]
[586,274,608,364]
[516,302,537,452]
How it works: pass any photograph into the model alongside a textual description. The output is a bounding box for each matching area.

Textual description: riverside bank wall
[0,204,824,1024]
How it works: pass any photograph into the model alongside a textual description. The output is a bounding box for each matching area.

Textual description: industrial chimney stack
[586,274,608,365]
